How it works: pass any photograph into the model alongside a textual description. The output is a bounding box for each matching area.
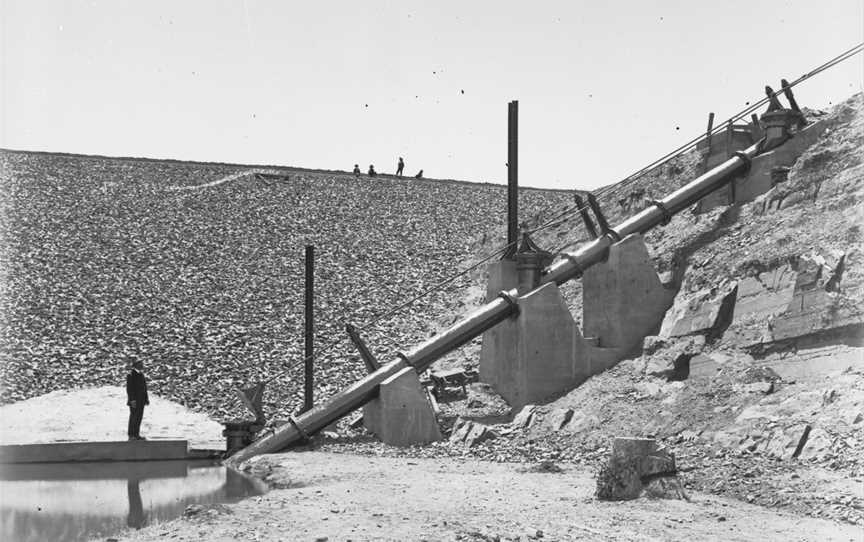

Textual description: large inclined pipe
[227,139,766,465]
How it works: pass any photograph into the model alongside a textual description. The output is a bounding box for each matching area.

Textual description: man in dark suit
[126,360,149,440]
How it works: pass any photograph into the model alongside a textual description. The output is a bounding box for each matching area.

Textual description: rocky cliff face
[656,94,863,351]
[519,92,863,352]
[487,92,864,525]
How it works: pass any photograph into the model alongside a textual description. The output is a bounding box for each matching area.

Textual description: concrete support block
[660,282,738,339]
[480,283,582,408]
[483,260,518,301]
[696,183,735,213]
[733,120,827,204]
[698,120,827,212]
[519,284,583,405]
[582,234,676,354]
[480,281,629,409]
[481,236,674,409]
[479,260,518,393]
[582,346,625,377]
[363,366,441,446]
[704,128,754,169]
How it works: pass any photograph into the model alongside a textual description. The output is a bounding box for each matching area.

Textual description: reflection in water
[0,460,265,542]
[127,478,144,529]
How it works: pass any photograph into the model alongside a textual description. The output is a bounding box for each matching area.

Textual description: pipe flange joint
[497,290,520,315]
[733,150,753,170]
[605,229,622,243]
[650,199,673,225]
[395,351,414,366]
[561,254,584,277]
[288,414,310,442]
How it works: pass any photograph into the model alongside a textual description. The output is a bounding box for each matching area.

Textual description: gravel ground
[116,451,862,542]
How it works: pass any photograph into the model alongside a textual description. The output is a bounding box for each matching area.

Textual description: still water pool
[0,460,266,542]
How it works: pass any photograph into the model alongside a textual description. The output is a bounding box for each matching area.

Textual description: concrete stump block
[595,457,642,501]
[611,437,659,460]
[363,367,441,446]
[597,437,679,501]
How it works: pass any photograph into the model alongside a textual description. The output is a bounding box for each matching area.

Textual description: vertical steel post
[726,121,736,203]
[303,245,314,413]
[706,112,715,149]
[765,86,784,111]
[725,121,734,157]
[507,100,519,254]
[345,323,380,373]
[750,113,761,141]
[574,194,598,239]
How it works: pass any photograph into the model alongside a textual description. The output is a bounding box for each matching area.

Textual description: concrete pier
[480,281,624,408]
[480,234,674,408]
[697,119,827,212]
[480,282,579,407]
[363,366,442,446]
[582,233,676,353]
[483,259,518,300]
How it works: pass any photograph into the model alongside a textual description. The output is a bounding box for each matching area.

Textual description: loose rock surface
[0,152,570,419]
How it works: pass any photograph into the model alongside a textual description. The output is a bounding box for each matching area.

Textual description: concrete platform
[0,440,191,464]
[0,459,197,480]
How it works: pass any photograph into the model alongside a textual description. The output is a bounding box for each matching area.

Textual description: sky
[1,1,862,190]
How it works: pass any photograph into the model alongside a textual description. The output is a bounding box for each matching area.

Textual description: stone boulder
[546,408,574,431]
[512,404,537,429]
[763,424,811,459]
[643,336,705,379]
[659,281,738,340]
[797,427,833,461]
[448,417,472,443]
[449,418,499,448]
